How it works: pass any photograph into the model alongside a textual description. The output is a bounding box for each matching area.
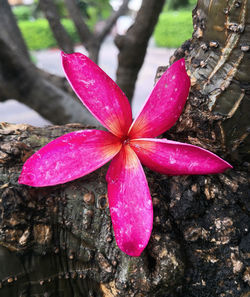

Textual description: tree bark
[115,0,165,101]
[39,0,75,53]
[0,123,248,296]
[168,0,250,164]
[0,0,249,296]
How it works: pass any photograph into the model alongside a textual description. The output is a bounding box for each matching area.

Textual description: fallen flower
[19,52,232,257]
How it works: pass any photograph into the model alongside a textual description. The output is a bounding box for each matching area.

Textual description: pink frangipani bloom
[19,52,232,257]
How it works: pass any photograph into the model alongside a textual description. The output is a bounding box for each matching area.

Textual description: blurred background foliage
[19,19,79,50]
[154,10,193,48]
[12,0,112,50]
[12,0,196,51]
[1,0,198,125]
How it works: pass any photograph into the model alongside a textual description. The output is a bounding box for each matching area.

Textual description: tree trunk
[115,0,165,101]
[0,0,30,60]
[87,42,101,65]
[63,0,102,64]
[0,0,249,296]
[168,0,250,164]
[39,0,75,53]
[0,126,248,296]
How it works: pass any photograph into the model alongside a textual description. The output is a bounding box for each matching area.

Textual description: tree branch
[115,0,166,101]
[96,0,130,43]
[63,0,93,46]
[0,36,98,126]
[39,0,75,53]
[0,0,30,60]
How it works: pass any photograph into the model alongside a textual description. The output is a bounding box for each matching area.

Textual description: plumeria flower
[19,52,232,257]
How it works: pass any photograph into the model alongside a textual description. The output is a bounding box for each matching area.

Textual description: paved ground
[0,38,174,126]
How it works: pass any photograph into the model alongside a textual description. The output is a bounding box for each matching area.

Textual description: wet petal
[62,52,132,138]
[130,138,232,175]
[106,145,153,257]
[19,130,121,187]
[128,59,190,139]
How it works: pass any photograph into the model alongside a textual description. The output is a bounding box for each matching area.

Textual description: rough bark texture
[168,0,250,164]
[0,0,250,296]
[39,0,75,53]
[115,0,165,101]
[0,122,249,297]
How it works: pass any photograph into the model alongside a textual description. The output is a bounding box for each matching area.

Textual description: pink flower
[19,52,232,257]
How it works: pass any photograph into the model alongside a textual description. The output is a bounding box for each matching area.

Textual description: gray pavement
[0,38,174,126]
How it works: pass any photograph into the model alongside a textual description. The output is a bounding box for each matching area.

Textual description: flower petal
[19,130,121,187]
[62,52,132,138]
[128,59,190,139]
[130,138,232,175]
[106,145,153,257]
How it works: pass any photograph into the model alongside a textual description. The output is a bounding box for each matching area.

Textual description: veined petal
[106,145,153,257]
[130,138,232,175]
[19,130,121,187]
[62,52,132,138]
[128,59,190,139]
